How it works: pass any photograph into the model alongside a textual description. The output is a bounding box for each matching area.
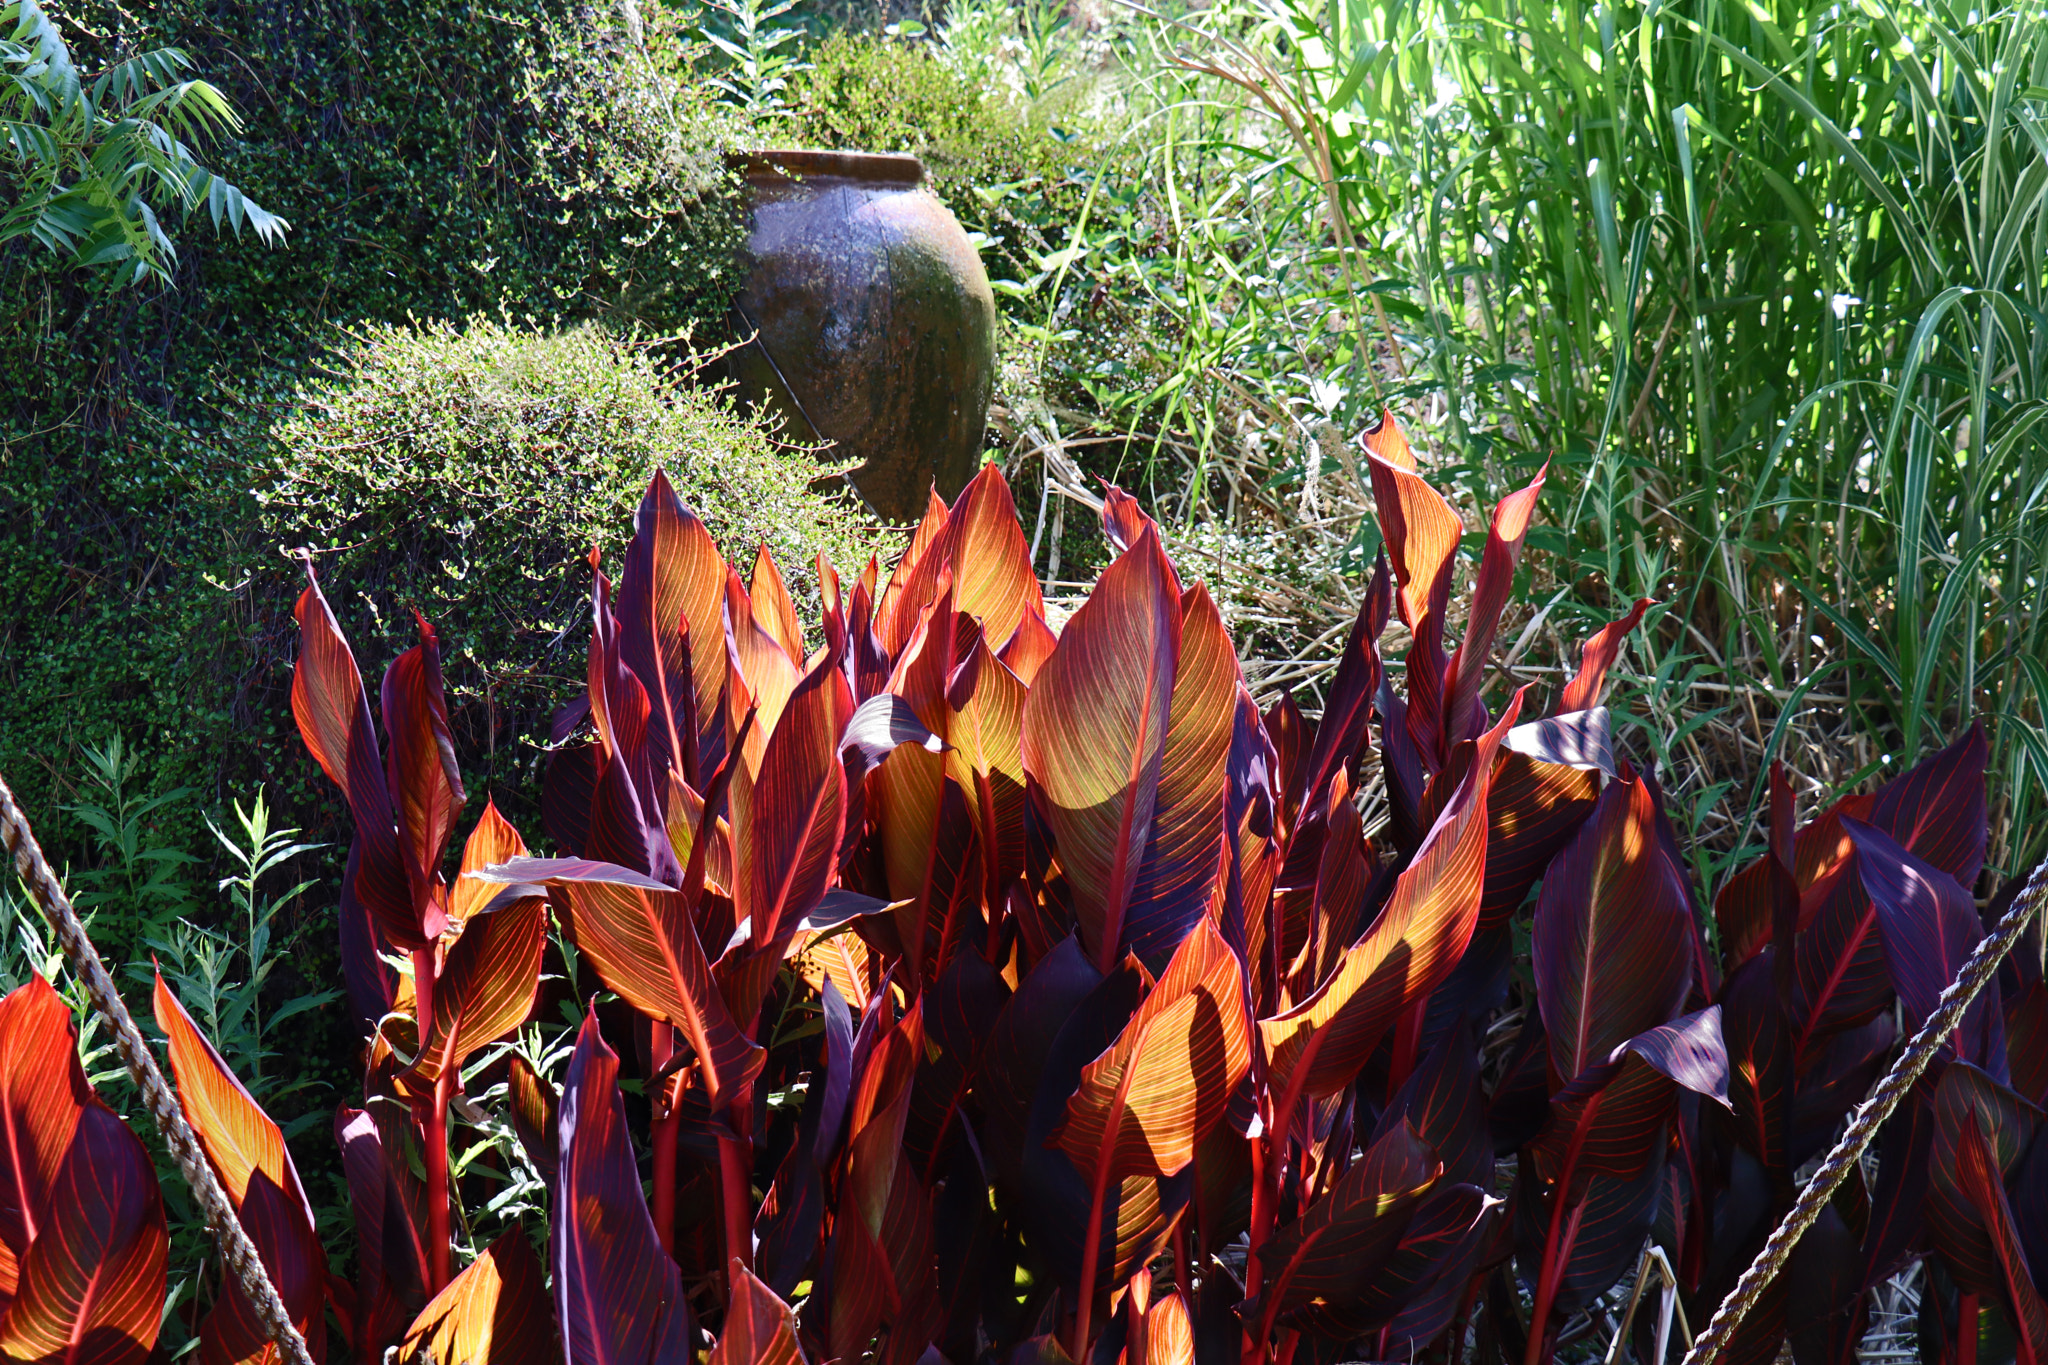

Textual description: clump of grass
[918,0,2046,893]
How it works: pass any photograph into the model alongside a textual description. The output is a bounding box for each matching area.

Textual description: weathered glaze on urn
[725,149,998,524]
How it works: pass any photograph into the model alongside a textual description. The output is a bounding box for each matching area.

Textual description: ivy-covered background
[0,0,873,1120]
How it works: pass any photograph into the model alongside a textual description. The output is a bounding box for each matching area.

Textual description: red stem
[1246,1048,1317,1365]
[426,1069,452,1294]
[1073,1023,1151,1361]
[1524,1183,1584,1365]
[650,1025,678,1260]
[1171,1217,1191,1299]
[1958,1292,1980,1365]
[1129,1273,1151,1365]
[1524,1091,1604,1365]
[717,1083,755,1282]
[1388,998,1426,1093]
[1070,1139,1116,1361]
[413,946,450,1295]
[1245,1135,1268,1301]
[1523,1199,1570,1365]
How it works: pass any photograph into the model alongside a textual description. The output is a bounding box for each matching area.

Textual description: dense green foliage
[0,0,765,891]
[815,0,2048,898]
[0,0,286,283]
[788,31,1106,285]
[261,316,872,789]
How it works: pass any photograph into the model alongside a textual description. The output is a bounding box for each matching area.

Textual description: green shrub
[784,32,1107,285]
[259,317,874,763]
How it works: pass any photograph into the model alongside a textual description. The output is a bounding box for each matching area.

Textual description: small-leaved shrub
[786,33,1110,288]
[261,316,874,802]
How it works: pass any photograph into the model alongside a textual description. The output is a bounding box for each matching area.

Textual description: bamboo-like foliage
[1088,0,2048,890]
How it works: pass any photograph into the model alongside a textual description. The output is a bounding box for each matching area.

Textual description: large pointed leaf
[335,1106,427,1362]
[1852,816,1998,1067]
[398,892,546,1100]
[1859,1092,1934,1290]
[1440,466,1545,744]
[1521,1010,1726,1330]
[1514,1133,1666,1325]
[1556,598,1652,714]
[976,937,1103,1189]
[1477,749,1600,928]
[617,469,729,785]
[825,1004,939,1365]
[1927,1061,2043,1297]
[449,801,528,927]
[750,543,805,664]
[1371,1017,1491,1189]
[875,490,952,658]
[1282,771,1370,1000]
[1283,1180,1498,1342]
[1225,689,1282,985]
[1717,953,1791,1177]
[493,858,762,1110]
[1136,1289,1193,1365]
[1259,695,1521,1103]
[153,973,327,1365]
[1122,585,1237,968]
[1099,482,1159,558]
[1957,1114,2048,1358]
[380,612,466,932]
[1362,413,1462,766]
[1051,919,1252,1184]
[399,1228,556,1365]
[542,743,600,862]
[942,630,1030,908]
[292,570,410,948]
[555,1010,694,1365]
[1016,954,1184,1295]
[882,775,980,984]
[1375,1186,1503,1355]
[841,693,945,777]
[337,840,398,1033]
[1867,723,1989,890]
[710,1265,803,1365]
[1296,555,1391,817]
[1715,791,1871,974]
[0,1101,166,1365]
[1533,773,1697,1083]
[1002,613,1058,686]
[506,1057,559,1189]
[1502,708,1617,777]
[874,580,972,977]
[1527,1008,1729,1201]
[726,571,800,778]
[904,948,1010,1178]
[1791,728,1990,1058]
[1021,529,1182,974]
[736,644,853,953]
[885,464,1046,658]
[1792,1023,1896,1174]
[1248,1121,1441,1331]
[0,975,89,1287]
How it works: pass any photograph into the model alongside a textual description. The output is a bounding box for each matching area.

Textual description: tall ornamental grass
[967,0,2048,890]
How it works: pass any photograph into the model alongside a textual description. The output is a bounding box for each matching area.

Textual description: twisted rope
[0,769,315,1365]
[1681,850,2048,1365]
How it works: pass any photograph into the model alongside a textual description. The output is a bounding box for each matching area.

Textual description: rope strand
[1681,851,2048,1365]
[0,769,315,1365]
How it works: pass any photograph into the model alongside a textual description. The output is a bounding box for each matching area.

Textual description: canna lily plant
[25,416,2048,1365]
